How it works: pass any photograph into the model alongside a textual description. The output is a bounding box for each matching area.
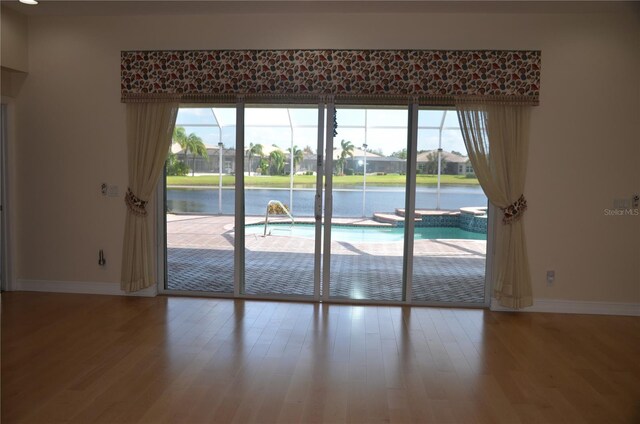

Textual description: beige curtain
[456,103,532,309]
[121,102,178,292]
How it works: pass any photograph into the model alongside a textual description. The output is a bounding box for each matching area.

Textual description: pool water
[245,223,486,243]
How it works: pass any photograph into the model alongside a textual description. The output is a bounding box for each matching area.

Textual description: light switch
[107,185,119,197]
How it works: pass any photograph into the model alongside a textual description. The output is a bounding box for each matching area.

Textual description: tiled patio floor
[167,215,486,303]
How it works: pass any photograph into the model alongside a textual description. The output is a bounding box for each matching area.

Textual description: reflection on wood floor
[2,292,639,423]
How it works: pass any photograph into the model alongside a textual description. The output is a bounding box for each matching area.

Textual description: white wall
[1,6,29,73]
[12,9,640,303]
[1,6,29,99]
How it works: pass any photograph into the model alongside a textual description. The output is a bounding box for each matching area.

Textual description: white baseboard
[491,298,640,316]
[14,279,158,297]
[9,282,639,316]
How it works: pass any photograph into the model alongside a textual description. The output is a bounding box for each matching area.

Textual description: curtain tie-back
[125,188,148,216]
[502,194,527,224]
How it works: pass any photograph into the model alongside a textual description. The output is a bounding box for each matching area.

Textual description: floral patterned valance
[121,50,541,105]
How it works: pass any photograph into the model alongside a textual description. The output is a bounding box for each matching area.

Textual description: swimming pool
[245,223,486,243]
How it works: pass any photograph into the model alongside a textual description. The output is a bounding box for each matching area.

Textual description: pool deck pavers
[167,214,487,303]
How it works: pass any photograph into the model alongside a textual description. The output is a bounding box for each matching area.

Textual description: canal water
[167,185,487,217]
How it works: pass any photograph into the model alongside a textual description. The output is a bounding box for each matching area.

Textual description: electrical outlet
[546,270,555,286]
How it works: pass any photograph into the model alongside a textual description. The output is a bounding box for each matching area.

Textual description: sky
[175,107,468,156]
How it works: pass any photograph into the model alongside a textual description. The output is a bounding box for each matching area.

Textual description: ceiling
[1,0,638,17]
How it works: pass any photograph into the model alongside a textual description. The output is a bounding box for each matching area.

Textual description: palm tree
[246,143,264,176]
[170,126,188,165]
[173,126,208,176]
[183,133,208,176]
[336,139,354,175]
[287,145,304,173]
[269,150,285,175]
[173,126,188,147]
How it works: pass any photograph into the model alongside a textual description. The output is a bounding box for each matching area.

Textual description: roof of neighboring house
[348,155,405,162]
[333,147,384,159]
[416,150,469,163]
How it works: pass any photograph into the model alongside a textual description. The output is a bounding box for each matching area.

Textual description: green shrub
[465,173,476,179]
[166,153,190,176]
[258,158,269,175]
[167,160,190,176]
[344,168,354,176]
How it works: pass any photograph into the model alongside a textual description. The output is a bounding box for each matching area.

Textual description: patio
[166,215,486,303]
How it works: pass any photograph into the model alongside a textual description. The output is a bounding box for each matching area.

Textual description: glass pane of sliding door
[327,107,408,301]
[411,109,487,303]
[243,105,319,297]
[165,106,236,293]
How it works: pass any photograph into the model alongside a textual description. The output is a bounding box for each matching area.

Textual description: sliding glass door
[163,102,488,306]
[164,106,236,294]
[411,109,488,304]
[325,106,409,301]
[242,105,321,298]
